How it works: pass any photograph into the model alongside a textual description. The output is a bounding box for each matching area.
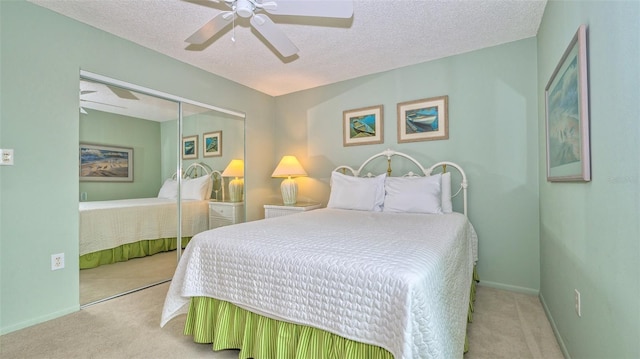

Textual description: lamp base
[228,178,244,202]
[280,178,298,205]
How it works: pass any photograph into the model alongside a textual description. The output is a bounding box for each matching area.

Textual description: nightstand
[209,201,245,229]
[264,202,322,219]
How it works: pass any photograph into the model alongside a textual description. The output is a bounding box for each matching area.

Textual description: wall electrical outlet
[51,253,65,271]
[574,289,581,317]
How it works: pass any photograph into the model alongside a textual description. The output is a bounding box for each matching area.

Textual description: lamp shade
[271,156,308,178]
[222,159,244,178]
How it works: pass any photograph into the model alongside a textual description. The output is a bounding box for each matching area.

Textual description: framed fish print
[182,135,198,160]
[203,131,222,157]
[343,105,384,146]
[397,95,448,143]
[545,24,590,182]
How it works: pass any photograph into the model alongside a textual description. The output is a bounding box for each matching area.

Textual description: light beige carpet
[0,284,564,359]
[80,251,178,305]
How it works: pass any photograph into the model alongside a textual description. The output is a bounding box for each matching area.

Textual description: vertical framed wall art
[343,105,384,146]
[182,135,198,160]
[397,95,448,143]
[203,131,222,157]
[545,24,590,182]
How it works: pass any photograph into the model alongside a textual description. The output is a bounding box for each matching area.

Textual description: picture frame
[203,131,222,157]
[79,143,133,182]
[343,105,384,146]
[545,24,590,182]
[182,135,198,160]
[397,95,448,143]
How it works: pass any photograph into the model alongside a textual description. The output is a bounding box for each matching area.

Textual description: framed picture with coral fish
[545,24,590,182]
[343,105,384,146]
[397,95,448,143]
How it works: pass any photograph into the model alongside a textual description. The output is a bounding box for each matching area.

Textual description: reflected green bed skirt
[184,266,480,358]
[79,237,191,270]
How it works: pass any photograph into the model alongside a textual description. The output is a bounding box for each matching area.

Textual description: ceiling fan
[79,87,128,115]
[186,0,353,57]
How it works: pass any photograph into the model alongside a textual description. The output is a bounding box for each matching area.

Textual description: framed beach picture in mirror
[397,95,448,143]
[79,143,133,182]
[545,24,590,182]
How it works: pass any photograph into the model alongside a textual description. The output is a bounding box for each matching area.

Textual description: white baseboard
[477,280,539,296]
[539,293,571,359]
[0,305,79,335]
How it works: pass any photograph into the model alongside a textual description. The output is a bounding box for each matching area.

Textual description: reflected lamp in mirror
[222,159,244,202]
[271,156,308,205]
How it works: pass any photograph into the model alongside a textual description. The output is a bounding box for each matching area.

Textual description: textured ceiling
[30,0,547,97]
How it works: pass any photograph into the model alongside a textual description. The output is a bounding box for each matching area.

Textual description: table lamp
[271,155,308,205]
[222,159,244,202]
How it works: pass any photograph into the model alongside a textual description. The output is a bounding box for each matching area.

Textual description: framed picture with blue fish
[203,131,222,157]
[397,95,448,143]
[182,135,198,160]
[343,105,384,146]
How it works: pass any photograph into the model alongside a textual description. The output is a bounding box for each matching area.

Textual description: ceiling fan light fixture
[235,0,255,18]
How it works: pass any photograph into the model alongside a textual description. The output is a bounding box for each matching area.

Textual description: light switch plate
[0,149,14,165]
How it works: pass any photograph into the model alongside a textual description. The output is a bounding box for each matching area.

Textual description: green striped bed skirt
[79,237,191,270]
[184,266,480,358]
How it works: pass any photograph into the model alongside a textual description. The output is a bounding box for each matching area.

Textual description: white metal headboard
[333,149,469,216]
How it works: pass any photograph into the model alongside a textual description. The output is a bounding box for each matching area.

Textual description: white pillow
[157,179,178,199]
[182,175,211,200]
[383,174,442,214]
[327,171,386,211]
[441,172,453,214]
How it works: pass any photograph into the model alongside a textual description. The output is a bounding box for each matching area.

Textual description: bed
[161,150,479,358]
[79,163,221,269]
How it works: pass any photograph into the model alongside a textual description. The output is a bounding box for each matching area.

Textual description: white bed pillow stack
[326,171,454,214]
[157,175,212,200]
[327,171,386,211]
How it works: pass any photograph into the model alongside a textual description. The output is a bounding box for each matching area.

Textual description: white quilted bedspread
[161,208,478,359]
[79,198,208,255]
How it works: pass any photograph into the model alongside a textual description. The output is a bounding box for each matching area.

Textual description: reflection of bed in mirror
[79,163,220,269]
[161,150,479,358]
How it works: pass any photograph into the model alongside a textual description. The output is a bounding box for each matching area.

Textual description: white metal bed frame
[333,149,469,216]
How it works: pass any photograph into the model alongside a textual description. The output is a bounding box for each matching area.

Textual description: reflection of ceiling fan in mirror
[186,0,353,57]
[79,82,138,115]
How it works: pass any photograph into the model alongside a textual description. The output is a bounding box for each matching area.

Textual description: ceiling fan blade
[80,90,97,95]
[81,99,126,109]
[106,85,139,100]
[262,0,353,18]
[186,11,235,44]
[250,14,299,57]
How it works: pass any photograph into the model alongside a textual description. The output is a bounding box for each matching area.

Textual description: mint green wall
[275,38,541,293]
[79,110,163,200]
[0,0,274,334]
[537,1,640,358]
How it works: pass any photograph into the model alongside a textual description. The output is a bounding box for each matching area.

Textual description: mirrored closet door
[78,72,245,306]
